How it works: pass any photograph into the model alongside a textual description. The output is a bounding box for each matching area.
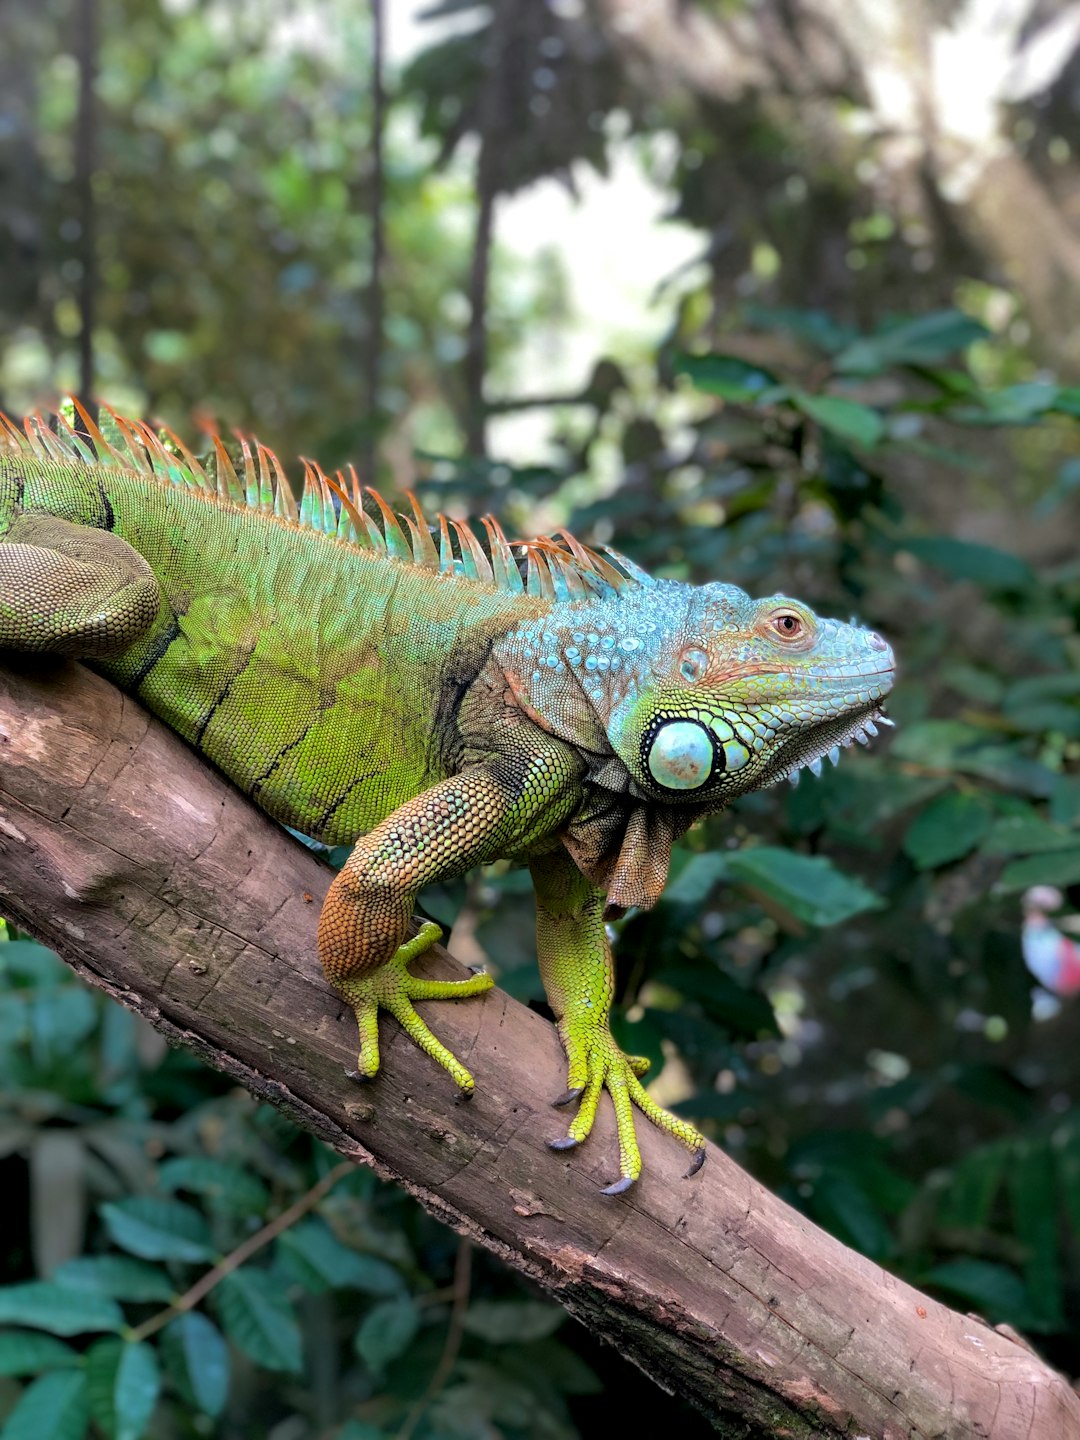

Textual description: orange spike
[404,492,439,569]
[451,519,494,584]
[324,470,366,538]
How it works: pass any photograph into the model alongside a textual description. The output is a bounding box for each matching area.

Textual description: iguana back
[0,412,560,842]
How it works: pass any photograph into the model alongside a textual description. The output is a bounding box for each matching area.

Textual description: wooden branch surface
[0,656,1075,1440]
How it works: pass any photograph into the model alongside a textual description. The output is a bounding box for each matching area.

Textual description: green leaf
[902,792,993,869]
[925,1259,1034,1326]
[980,813,1076,857]
[0,1369,88,1440]
[157,1157,270,1215]
[85,1339,160,1440]
[0,1331,80,1376]
[742,304,856,353]
[338,1424,388,1440]
[353,1297,421,1371]
[160,1313,229,1418]
[51,1257,175,1303]
[934,1145,1007,1230]
[661,966,779,1038]
[100,1197,215,1264]
[901,536,1033,589]
[791,391,884,448]
[462,1300,563,1345]
[997,848,1080,892]
[674,352,778,401]
[277,1219,402,1296]
[215,1270,302,1373]
[725,846,882,926]
[833,310,987,375]
[806,1175,893,1259]
[661,852,730,911]
[0,1284,124,1337]
[954,381,1060,425]
[1007,1144,1064,1330]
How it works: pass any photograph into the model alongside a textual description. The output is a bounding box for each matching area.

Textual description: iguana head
[602,580,894,807]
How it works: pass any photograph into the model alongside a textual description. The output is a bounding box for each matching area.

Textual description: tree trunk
[0,656,1076,1439]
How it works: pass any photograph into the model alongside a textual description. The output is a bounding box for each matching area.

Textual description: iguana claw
[552,1086,584,1107]
[551,1026,707,1192]
[334,922,494,1094]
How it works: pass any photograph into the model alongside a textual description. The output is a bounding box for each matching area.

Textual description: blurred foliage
[3,0,1080,1436]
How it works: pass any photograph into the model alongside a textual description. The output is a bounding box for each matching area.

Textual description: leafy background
[1,0,1079,1436]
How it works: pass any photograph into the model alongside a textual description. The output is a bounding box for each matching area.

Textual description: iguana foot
[548,1025,707,1193]
[336,922,494,1094]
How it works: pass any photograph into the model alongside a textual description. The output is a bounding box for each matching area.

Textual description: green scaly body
[0,406,895,1192]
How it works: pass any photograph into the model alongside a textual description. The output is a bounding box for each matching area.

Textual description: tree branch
[0,656,1076,1439]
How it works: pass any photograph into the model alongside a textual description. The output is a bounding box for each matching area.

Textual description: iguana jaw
[768,700,894,788]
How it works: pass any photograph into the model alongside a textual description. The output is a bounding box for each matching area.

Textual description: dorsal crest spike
[0,402,655,600]
[364,487,412,563]
[404,492,440,570]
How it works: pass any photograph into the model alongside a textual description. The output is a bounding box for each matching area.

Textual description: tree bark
[0,655,1076,1439]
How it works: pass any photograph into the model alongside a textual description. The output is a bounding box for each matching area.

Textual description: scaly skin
[0,407,895,1192]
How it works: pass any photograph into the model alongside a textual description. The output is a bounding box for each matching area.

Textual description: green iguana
[0,403,895,1193]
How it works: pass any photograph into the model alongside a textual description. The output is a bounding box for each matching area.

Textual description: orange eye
[773,613,803,639]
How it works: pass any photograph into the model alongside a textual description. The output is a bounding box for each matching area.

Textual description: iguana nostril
[868,632,889,651]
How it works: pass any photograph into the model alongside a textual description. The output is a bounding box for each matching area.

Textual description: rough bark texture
[0,655,1076,1439]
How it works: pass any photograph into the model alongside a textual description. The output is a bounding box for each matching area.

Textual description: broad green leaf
[0,1331,80,1376]
[935,1145,1007,1229]
[85,1339,160,1440]
[662,852,730,910]
[954,381,1059,425]
[806,1175,893,1259]
[0,941,68,986]
[902,792,993,869]
[674,352,778,401]
[725,846,882,926]
[160,1312,229,1418]
[338,1425,388,1440]
[742,304,856,352]
[1007,1144,1064,1331]
[157,1157,270,1214]
[791,391,884,448]
[462,1300,563,1345]
[889,719,991,767]
[1051,774,1080,827]
[833,309,987,375]
[354,1297,421,1371]
[980,813,1076,857]
[661,966,779,1038]
[925,1260,1034,1324]
[997,848,1080,892]
[215,1270,302,1373]
[0,1369,88,1440]
[51,1257,175,1303]
[901,537,1033,589]
[277,1219,402,1296]
[100,1197,215,1264]
[0,1283,123,1337]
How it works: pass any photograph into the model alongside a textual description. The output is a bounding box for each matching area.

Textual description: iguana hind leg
[0,514,159,655]
[531,847,706,1193]
[320,742,581,1094]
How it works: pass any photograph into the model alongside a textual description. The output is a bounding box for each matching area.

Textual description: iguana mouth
[777,702,894,786]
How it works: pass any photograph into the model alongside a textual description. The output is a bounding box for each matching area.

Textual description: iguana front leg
[319,741,582,1094]
[530,846,706,1193]
[0,514,159,654]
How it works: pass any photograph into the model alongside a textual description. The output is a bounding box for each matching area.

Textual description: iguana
[0,404,895,1193]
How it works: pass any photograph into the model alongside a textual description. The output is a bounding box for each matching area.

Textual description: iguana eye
[772,613,803,639]
[644,719,717,791]
[678,647,708,683]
